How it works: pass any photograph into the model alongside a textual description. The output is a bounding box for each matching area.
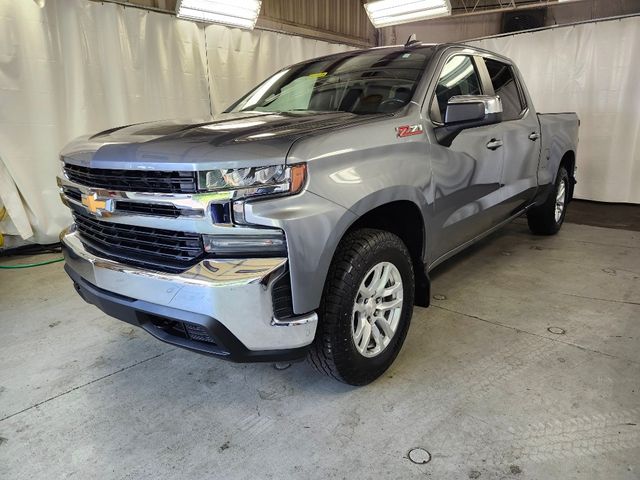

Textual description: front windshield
[230,47,435,115]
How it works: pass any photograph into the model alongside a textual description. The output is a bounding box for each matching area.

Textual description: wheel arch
[337,198,430,307]
[559,150,576,200]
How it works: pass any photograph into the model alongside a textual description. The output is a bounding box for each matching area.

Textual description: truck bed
[537,112,579,188]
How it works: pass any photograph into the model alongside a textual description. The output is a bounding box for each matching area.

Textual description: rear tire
[527,166,570,235]
[308,229,415,386]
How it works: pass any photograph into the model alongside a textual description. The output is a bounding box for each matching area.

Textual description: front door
[427,54,505,263]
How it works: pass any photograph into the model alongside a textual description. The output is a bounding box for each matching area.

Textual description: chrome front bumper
[61,228,318,358]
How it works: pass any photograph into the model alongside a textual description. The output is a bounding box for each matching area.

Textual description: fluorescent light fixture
[176,0,262,30]
[365,0,451,28]
[203,120,266,130]
[441,55,474,88]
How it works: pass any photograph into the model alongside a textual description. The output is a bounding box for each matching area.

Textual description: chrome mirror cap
[448,95,503,115]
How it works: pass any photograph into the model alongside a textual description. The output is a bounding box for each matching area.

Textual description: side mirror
[444,95,503,126]
[435,95,503,146]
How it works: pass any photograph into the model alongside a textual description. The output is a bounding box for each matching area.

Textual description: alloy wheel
[351,261,404,358]
[555,179,567,223]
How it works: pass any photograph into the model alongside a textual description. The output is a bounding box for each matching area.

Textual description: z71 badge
[396,124,424,138]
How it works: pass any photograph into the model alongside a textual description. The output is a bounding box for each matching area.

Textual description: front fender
[244,190,357,315]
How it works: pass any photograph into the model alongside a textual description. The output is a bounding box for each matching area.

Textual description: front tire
[309,229,415,386]
[527,165,570,235]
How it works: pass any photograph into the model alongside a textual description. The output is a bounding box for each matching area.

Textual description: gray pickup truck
[58,43,578,385]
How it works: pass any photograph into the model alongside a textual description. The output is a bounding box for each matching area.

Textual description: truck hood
[61,111,381,171]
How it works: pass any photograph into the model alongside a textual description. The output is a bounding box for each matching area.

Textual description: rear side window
[484,59,525,121]
[430,55,482,123]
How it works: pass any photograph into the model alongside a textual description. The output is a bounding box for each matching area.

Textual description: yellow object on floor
[0,206,6,247]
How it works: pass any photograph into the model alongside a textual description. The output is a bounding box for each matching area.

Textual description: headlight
[198,164,306,199]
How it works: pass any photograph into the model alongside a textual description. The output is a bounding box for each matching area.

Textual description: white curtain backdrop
[0,0,354,244]
[468,16,640,204]
[0,0,210,244]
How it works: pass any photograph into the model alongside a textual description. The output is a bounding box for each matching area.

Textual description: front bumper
[61,228,318,362]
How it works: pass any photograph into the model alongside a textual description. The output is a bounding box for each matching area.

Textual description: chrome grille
[73,213,203,273]
[64,164,198,194]
[114,201,202,218]
[62,186,82,202]
[61,187,203,218]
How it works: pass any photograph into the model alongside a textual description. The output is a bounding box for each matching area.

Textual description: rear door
[481,57,541,219]
[427,53,505,263]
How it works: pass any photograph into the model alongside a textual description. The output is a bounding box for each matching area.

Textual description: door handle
[486,139,503,150]
[529,132,540,141]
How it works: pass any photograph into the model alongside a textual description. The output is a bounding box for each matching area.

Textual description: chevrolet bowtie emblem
[81,193,114,217]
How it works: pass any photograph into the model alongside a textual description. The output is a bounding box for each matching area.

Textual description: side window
[430,55,482,123]
[484,58,525,121]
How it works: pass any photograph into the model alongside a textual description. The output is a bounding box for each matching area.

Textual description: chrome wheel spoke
[358,285,370,298]
[382,282,402,297]
[364,265,383,295]
[374,263,392,296]
[353,314,366,343]
[374,315,394,338]
[370,323,383,351]
[555,179,567,222]
[557,182,566,201]
[357,322,372,353]
[377,298,402,311]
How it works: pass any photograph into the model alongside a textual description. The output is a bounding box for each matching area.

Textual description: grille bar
[73,213,203,273]
[62,187,202,218]
[114,201,202,218]
[64,164,198,194]
[62,186,82,202]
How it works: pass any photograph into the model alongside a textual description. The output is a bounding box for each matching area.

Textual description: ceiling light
[365,0,451,28]
[176,0,262,30]
[203,120,266,130]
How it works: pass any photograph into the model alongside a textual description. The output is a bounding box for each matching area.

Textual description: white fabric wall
[0,0,354,244]
[0,0,210,243]
[469,16,640,204]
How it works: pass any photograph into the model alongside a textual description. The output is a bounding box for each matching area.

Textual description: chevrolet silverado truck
[58,43,579,385]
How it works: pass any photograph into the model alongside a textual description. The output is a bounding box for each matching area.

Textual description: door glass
[484,59,525,121]
[431,55,482,123]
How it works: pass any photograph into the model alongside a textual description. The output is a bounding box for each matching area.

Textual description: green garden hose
[0,258,64,269]
[0,207,63,268]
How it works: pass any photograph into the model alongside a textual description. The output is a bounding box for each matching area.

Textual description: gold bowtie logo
[81,193,113,216]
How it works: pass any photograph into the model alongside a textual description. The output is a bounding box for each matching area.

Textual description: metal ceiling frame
[89,0,374,47]
[456,0,551,14]
[450,0,595,19]
[87,0,598,46]
[90,0,569,23]
[468,10,640,41]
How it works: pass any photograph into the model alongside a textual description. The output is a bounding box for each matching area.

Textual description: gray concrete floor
[1,219,639,480]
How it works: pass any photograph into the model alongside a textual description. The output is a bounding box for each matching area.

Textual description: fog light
[203,232,286,257]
